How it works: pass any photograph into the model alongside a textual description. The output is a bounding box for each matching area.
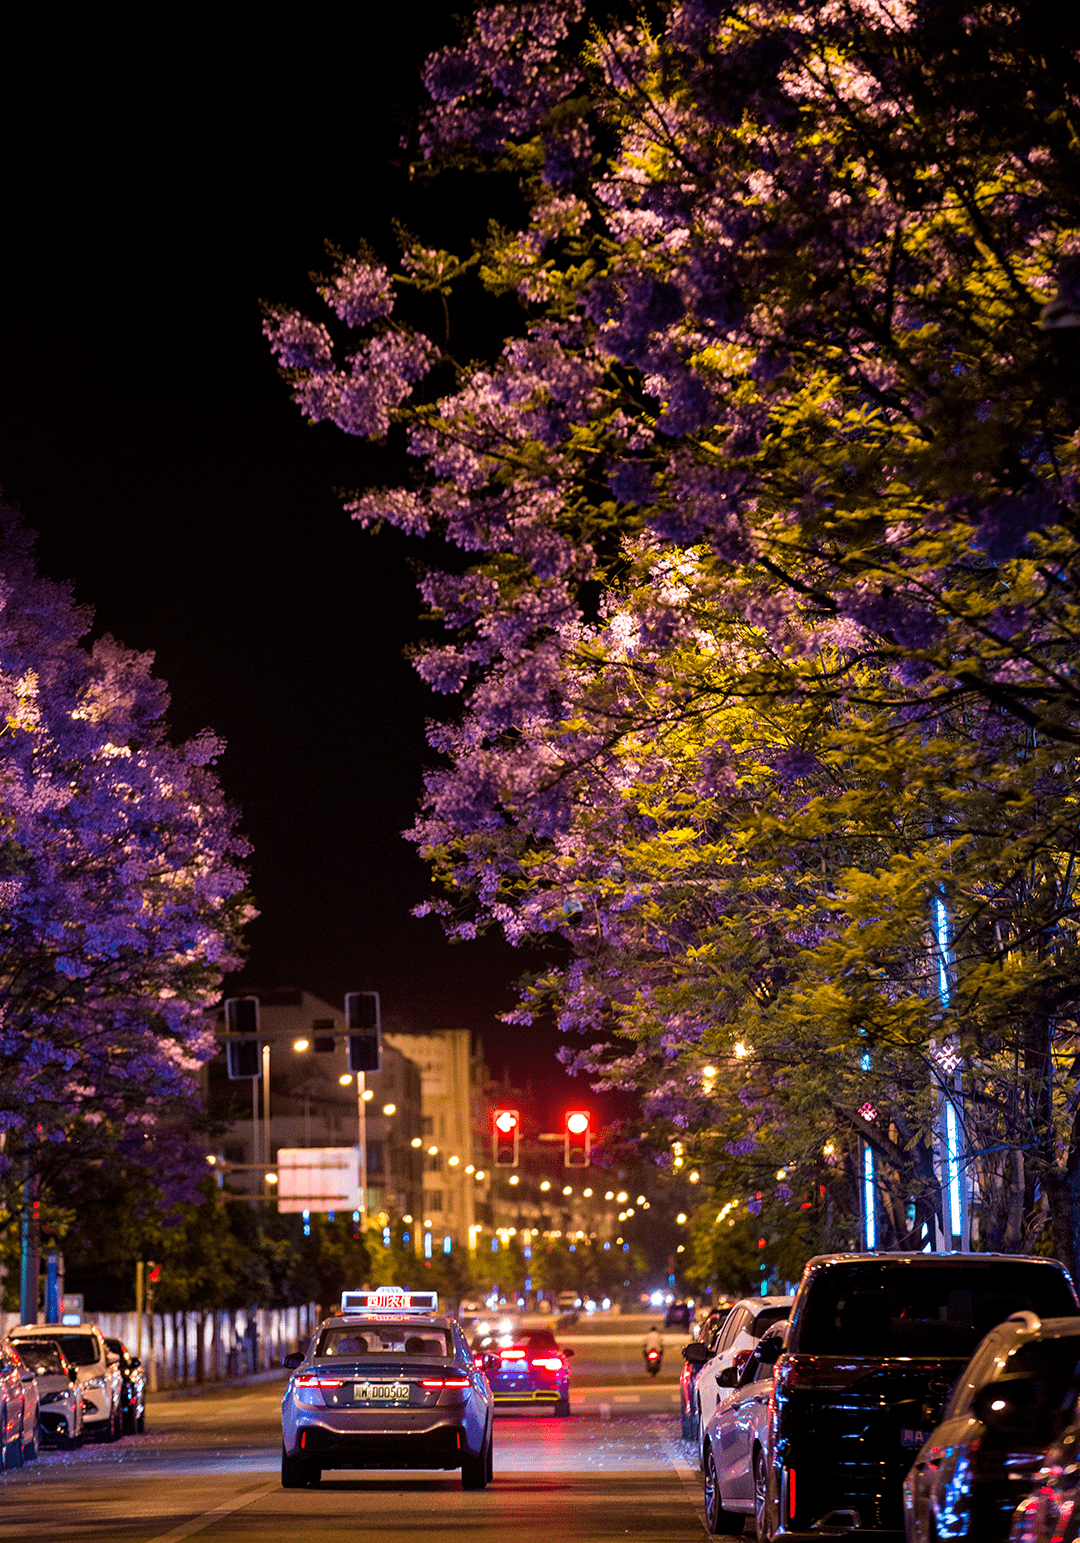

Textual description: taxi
[281,1288,494,1489]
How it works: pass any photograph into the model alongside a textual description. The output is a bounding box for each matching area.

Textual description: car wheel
[22,1412,40,1462]
[281,1446,315,1488]
[754,1449,772,1543]
[123,1401,136,1436]
[486,1434,494,1484]
[554,1398,571,1418]
[690,1398,700,1447]
[4,1420,23,1471]
[461,1431,492,1490]
[704,1445,743,1536]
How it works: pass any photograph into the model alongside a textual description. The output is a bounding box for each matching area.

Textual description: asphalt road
[0,1320,711,1542]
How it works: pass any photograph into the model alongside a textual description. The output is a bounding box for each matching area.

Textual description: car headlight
[84,1376,107,1390]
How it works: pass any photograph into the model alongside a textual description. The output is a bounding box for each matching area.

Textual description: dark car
[104,1337,146,1435]
[904,1311,1080,1543]
[1008,1397,1080,1543]
[665,1301,692,1330]
[759,1252,1079,1540]
[472,1328,573,1416]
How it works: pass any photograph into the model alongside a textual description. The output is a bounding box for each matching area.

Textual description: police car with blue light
[281,1288,494,1489]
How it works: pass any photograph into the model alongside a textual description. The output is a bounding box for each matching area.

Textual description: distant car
[13,1339,83,1447]
[472,1328,574,1416]
[693,1294,794,1467]
[904,1311,1080,1543]
[664,1301,692,1330]
[0,1339,40,1467]
[760,1251,1079,1539]
[703,1324,787,1535]
[9,1322,123,1442]
[104,1337,146,1434]
[555,1291,580,1312]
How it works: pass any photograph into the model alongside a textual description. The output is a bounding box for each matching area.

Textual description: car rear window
[316,1323,452,1358]
[796,1262,1078,1358]
[522,1331,558,1350]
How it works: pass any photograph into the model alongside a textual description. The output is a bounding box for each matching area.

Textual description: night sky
[0,11,629,1131]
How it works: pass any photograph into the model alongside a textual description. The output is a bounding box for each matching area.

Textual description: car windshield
[32,1335,100,1367]
[11,1341,66,1376]
[315,1323,452,1358]
[798,1263,1078,1357]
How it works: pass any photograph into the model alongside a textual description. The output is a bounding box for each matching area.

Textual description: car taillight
[501,1349,526,1360]
[474,1355,485,1370]
[530,1357,564,1371]
[420,1377,472,1389]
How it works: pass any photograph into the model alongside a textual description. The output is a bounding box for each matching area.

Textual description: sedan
[472,1329,573,1415]
[703,1325,786,1537]
[10,1338,82,1448]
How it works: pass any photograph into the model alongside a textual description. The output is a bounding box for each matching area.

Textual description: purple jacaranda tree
[268,2,1080,1258]
[0,506,251,1207]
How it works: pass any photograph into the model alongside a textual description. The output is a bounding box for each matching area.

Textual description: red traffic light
[564,1110,591,1168]
[565,1111,589,1134]
[492,1108,520,1167]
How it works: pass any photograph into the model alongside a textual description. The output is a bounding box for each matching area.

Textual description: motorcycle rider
[643,1325,663,1373]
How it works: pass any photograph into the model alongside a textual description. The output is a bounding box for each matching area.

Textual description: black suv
[760,1252,1079,1540]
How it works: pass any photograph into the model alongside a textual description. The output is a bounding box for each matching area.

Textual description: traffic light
[492,1109,520,1167]
[224,996,260,1079]
[564,1110,591,1167]
[345,991,381,1073]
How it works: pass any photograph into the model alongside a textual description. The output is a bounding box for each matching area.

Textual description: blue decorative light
[863,1144,876,1250]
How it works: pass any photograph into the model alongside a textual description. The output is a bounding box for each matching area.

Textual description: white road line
[143,1480,279,1542]
[613,1393,642,1403]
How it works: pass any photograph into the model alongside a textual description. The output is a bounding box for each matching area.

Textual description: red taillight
[474,1355,484,1369]
[501,1349,526,1360]
[295,1374,342,1387]
[789,1469,796,1521]
[420,1376,472,1389]
[530,1357,564,1371]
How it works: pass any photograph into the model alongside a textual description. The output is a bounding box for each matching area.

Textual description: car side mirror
[282,1352,304,1370]
[683,1342,711,1366]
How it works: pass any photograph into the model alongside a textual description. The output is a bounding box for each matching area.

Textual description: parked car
[703,1324,787,1535]
[1008,1396,1080,1543]
[680,1306,731,1440]
[904,1311,1080,1543]
[759,1252,1079,1540]
[13,1338,83,1447]
[9,1322,123,1442]
[104,1337,146,1435]
[693,1294,794,1467]
[0,1339,40,1468]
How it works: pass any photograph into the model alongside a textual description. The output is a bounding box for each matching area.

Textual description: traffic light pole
[356,1072,368,1235]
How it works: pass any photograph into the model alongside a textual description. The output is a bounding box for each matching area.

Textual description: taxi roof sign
[340,1287,438,1315]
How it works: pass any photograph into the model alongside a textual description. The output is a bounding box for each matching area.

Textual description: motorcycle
[644,1346,663,1377]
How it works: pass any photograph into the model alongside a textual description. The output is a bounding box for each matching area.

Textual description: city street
[0,1322,710,1541]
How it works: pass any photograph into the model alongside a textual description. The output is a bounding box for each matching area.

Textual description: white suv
[693,1294,794,1467]
[10,1324,122,1441]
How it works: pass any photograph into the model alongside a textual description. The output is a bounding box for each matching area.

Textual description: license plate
[352,1382,409,1403]
[901,1428,930,1448]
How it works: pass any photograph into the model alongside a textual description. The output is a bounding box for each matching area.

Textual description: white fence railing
[0,1304,320,1390]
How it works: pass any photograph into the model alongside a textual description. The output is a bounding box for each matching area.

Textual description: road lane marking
[613,1394,641,1403]
[143,1480,279,1541]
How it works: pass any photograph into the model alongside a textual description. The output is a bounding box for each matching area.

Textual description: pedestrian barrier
[0,1303,321,1391]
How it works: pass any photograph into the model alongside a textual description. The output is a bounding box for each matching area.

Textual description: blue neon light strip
[933,896,950,1005]
[945,1098,962,1239]
[863,1144,876,1250]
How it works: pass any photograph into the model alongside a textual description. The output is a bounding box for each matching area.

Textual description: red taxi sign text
[339,1287,439,1314]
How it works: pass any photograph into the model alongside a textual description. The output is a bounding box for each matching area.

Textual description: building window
[424,1153,442,1173]
[421,1115,434,1136]
[423,1189,444,1212]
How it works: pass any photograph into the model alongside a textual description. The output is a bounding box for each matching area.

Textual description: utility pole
[20,1161,39,1325]
[135,1261,145,1363]
[357,1073,368,1235]
[262,1043,272,1196]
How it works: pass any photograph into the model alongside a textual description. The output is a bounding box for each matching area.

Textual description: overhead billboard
[276,1147,360,1213]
